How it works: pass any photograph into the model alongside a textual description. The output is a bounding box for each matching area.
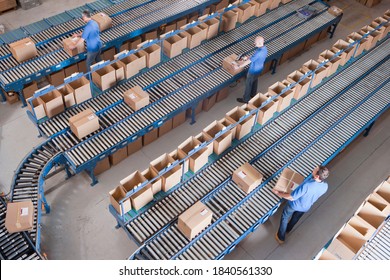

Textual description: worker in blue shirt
[273,166,330,244]
[70,10,102,72]
[234,36,268,103]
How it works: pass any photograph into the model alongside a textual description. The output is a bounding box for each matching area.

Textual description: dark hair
[316,166,329,181]
[82,10,91,18]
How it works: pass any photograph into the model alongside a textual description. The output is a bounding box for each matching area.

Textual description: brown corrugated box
[234,2,255,23]
[203,120,232,155]
[355,201,387,229]
[27,97,46,120]
[124,85,149,111]
[58,85,76,108]
[219,117,236,142]
[9,37,37,63]
[91,12,112,31]
[49,70,65,87]
[158,119,173,137]
[225,106,255,140]
[346,32,368,57]
[232,163,263,194]
[138,43,161,68]
[5,200,34,233]
[222,10,238,32]
[327,6,343,17]
[23,82,38,100]
[169,149,189,174]
[4,91,19,104]
[318,50,341,77]
[78,60,87,73]
[162,22,176,33]
[195,132,213,156]
[142,30,158,41]
[69,108,99,139]
[111,61,125,82]
[120,171,153,211]
[63,37,85,56]
[178,136,208,173]
[286,70,311,100]
[250,0,268,17]
[268,0,281,10]
[172,111,186,128]
[178,201,213,240]
[331,39,356,66]
[273,168,304,193]
[328,224,367,259]
[109,185,131,215]
[92,64,116,91]
[367,193,390,216]
[180,26,206,49]
[267,81,294,112]
[374,181,390,204]
[202,93,217,112]
[94,157,110,175]
[143,128,158,146]
[301,59,327,87]
[67,76,92,104]
[318,249,338,260]
[222,54,244,76]
[102,47,116,61]
[204,18,219,40]
[248,93,277,125]
[150,153,183,192]
[64,64,79,78]
[127,137,143,156]
[115,51,146,79]
[216,87,229,102]
[109,146,128,166]
[162,34,187,58]
[142,167,162,195]
[347,215,376,240]
[39,89,64,118]
[176,17,188,29]
[359,26,381,50]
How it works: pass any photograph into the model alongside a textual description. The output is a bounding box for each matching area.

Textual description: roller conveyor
[128,38,390,259]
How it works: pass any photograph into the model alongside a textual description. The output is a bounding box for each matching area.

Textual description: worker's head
[255,36,264,48]
[312,166,329,182]
[82,10,91,23]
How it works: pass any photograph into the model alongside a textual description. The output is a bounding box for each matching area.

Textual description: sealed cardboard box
[109,185,131,215]
[39,89,64,118]
[274,168,305,193]
[127,137,143,156]
[250,0,268,17]
[102,47,116,61]
[150,153,183,192]
[94,157,110,175]
[162,34,187,58]
[138,44,161,68]
[64,64,79,77]
[346,32,368,57]
[172,110,186,128]
[186,101,202,117]
[327,6,343,17]
[143,128,158,146]
[115,52,146,79]
[318,50,341,77]
[112,61,125,82]
[223,54,244,76]
[58,85,76,108]
[286,70,311,99]
[5,200,34,233]
[158,119,173,137]
[248,93,277,125]
[234,3,255,23]
[226,106,255,140]
[216,87,229,102]
[9,37,37,63]
[49,70,65,87]
[332,39,356,66]
[195,132,213,156]
[268,81,294,112]
[69,108,99,139]
[178,201,213,240]
[92,64,116,91]
[92,12,112,31]
[109,146,128,166]
[120,171,153,211]
[5,91,19,104]
[180,26,206,49]
[301,59,327,87]
[68,76,92,104]
[304,32,320,50]
[178,136,208,173]
[204,18,219,40]
[169,149,189,174]
[27,97,46,120]
[124,85,149,111]
[202,93,217,112]
[142,167,162,195]
[232,163,263,194]
[203,120,232,155]
[23,81,38,100]
[222,10,238,32]
[63,37,85,56]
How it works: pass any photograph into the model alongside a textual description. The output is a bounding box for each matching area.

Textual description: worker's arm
[72,32,83,38]
[233,56,251,69]
[272,189,294,201]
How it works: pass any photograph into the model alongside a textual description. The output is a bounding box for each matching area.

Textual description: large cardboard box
[180,26,206,49]
[216,87,229,102]
[63,37,85,56]
[138,44,161,68]
[356,201,387,229]
[226,106,255,140]
[111,61,125,82]
[23,81,38,100]
[27,97,46,120]
[195,132,213,156]
[318,50,341,77]
[120,171,153,211]
[273,168,305,193]
[172,111,186,128]
[234,3,255,23]
[203,120,232,155]
[39,89,64,118]
[58,85,76,108]
[286,70,311,100]
[109,185,131,215]
[248,93,277,125]
[251,0,269,17]
[222,54,244,76]
[158,119,173,137]
[301,60,327,88]
[143,128,158,146]
[69,108,99,139]
[9,37,37,63]
[346,32,369,57]
[202,93,217,112]
[92,65,116,91]
[178,201,213,240]
[178,136,209,173]
[102,47,116,61]
[78,60,87,73]
[162,34,187,58]
[49,70,66,87]
[94,157,110,175]
[142,167,162,195]
[5,200,34,233]
[150,153,183,192]
[124,85,149,111]
[0,0,17,13]
[204,18,219,40]
[115,51,146,79]
[335,224,367,256]
[232,163,263,194]
[219,117,236,141]
[64,64,79,78]
[268,82,294,112]
[67,76,92,104]
[332,39,356,66]
[92,12,112,31]
[109,146,128,166]
[127,137,143,156]
[222,10,238,32]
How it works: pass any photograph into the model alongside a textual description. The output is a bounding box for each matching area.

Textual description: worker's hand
[232,61,239,69]
[242,56,249,61]
[272,189,282,196]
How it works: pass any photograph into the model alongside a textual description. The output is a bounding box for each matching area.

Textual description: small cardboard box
[158,119,173,137]
[268,0,281,10]
[150,153,183,192]
[138,44,161,68]
[142,30,158,41]
[169,149,189,174]
[64,64,79,77]
[120,171,153,211]
[27,97,46,120]
[172,111,186,128]
[69,108,99,139]
[346,32,369,57]
[67,76,92,104]
[102,47,116,61]
[370,17,390,40]
[234,3,255,23]
[327,6,343,17]
[219,117,236,141]
[49,70,66,87]
[336,224,367,255]
[204,18,219,40]
[301,59,327,88]
[58,85,76,108]
[124,85,149,111]
[109,185,131,215]
[273,168,305,193]
[143,128,158,146]
[268,81,294,112]
[356,201,387,229]
[23,82,38,100]
[180,26,206,49]
[286,70,311,99]
[187,11,198,23]
[5,91,19,104]
[222,10,238,32]
[142,167,162,195]
[5,200,34,233]
[94,157,110,175]
[39,89,65,118]
[223,54,244,76]
[232,163,263,194]
[111,61,125,82]
[178,201,213,240]
[332,39,356,66]
[92,64,116,91]
[318,50,341,77]
[359,26,381,50]
[226,106,255,140]
[115,51,146,79]
[9,37,37,63]
[162,34,187,58]
[63,37,85,56]
[127,137,143,156]
[178,136,209,173]
[109,146,128,166]
[202,93,217,112]
[374,181,390,204]
[195,132,213,156]
[250,0,269,17]
[203,120,232,155]
[216,87,229,102]
[248,93,277,125]
[261,92,282,112]
[92,12,112,31]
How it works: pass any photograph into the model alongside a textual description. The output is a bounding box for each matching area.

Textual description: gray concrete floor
[0,0,389,260]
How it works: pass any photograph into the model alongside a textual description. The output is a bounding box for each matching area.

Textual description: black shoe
[236,98,247,103]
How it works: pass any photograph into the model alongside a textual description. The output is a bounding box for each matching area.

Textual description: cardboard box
[268,0,281,10]
[9,37,37,63]
[94,157,110,175]
[109,185,131,215]
[204,18,219,40]
[92,65,116,91]
[348,215,376,240]
[251,0,269,17]
[67,76,92,104]
[169,149,189,174]
[158,119,173,137]
[23,81,38,100]
[138,44,161,68]
[356,201,387,229]
[102,47,116,61]
[215,0,229,11]
[124,85,149,111]
[318,249,338,260]
[374,181,390,204]
[38,89,64,118]
[336,224,367,255]
[180,26,206,49]
[327,238,356,260]
[4,91,19,104]
[268,81,294,112]
[178,136,209,173]
[49,70,65,87]
[143,128,158,146]
[64,64,79,77]
[248,93,277,125]
[120,36,142,51]
[371,17,390,40]
[232,163,263,194]
[186,101,202,117]
[203,120,232,155]
[202,93,217,112]
[234,3,255,23]
[78,60,87,73]
[142,30,158,41]
[222,54,244,76]
[219,117,236,141]
[286,70,311,100]
[195,132,213,156]
[63,37,85,56]
[120,171,153,211]
[69,108,99,139]
[279,41,306,65]
[5,200,34,233]
[226,106,255,140]
[92,12,112,31]
[216,87,229,102]
[172,111,186,128]
[150,153,183,192]
[109,146,128,166]
[327,6,343,17]
[359,26,381,50]
[318,50,341,77]
[222,10,238,32]
[367,193,390,216]
[346,32,368,57]
[176,17,188,29]
[162,34,187,58]
[142,167,162,195]
[332,39,356,66]
[58,85,76,108]
[301,59,327,87]
[178,201,213,240]
[111,61,125,82]
[273,168,305,193]
[127,137,143,156]
[27,97,46,120]
[162,22,176,33]
[115,52,146,79]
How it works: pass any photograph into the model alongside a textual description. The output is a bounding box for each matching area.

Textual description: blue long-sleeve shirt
[288,179,328,212]
[248,46,268,75]
[82,20,102,52]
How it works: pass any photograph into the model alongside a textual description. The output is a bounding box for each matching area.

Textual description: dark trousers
[86,49,102,72]
[243,72,260,102]
[277,203,305,241]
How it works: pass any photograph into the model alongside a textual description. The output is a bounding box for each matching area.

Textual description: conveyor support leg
[271,58,278,74]
[19,90,27,107]
[363,121,375,137]
[65,165,72,179]
[41,195,50,214]
[190,103,198,125]
[0,90,6,103]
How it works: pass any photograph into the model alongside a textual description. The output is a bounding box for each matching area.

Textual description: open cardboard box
[92,64,116,91]
[318,249,338,260]
[286,70,311,99]
[222,10,238,32]
[162,34,187,58]
[150,153,183,192]
[268,81,294,112]
[346,32,369,57]
[178,136,208,173]
[332,39,356,66]
[268,0,281,10]
[58,85,76,108]
[67,76,92,104]
[195,132,214,156]
[359,26,381,50]
[115,51,146,79]
[301,60,328,88]
[39,89,65,118]
[111,61,125,82]
[366,193,390,216]
[248,93,277,125]
[225,106,255,140]
[142,167,162,195]
[180,26,207,49]
[203,120,232,155]
[222,54,245,76]
[234,2,255,23]
[138,44,161,68]
[27,97,46,120]
[169,149,189,174]
[120,171,153,211]
[374,181,390,204]
[347,215,376,240]
[355,201,387,229]
[250,0,269,17]
[318,50,341,77]
[109,185,131,215]
[204,18,219,39]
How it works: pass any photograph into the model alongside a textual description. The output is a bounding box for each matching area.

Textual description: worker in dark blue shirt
[70,10,102,72]
[234,36,268,103]
[273,166,330,244]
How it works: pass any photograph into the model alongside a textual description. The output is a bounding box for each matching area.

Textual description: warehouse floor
[0,0,389,260]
